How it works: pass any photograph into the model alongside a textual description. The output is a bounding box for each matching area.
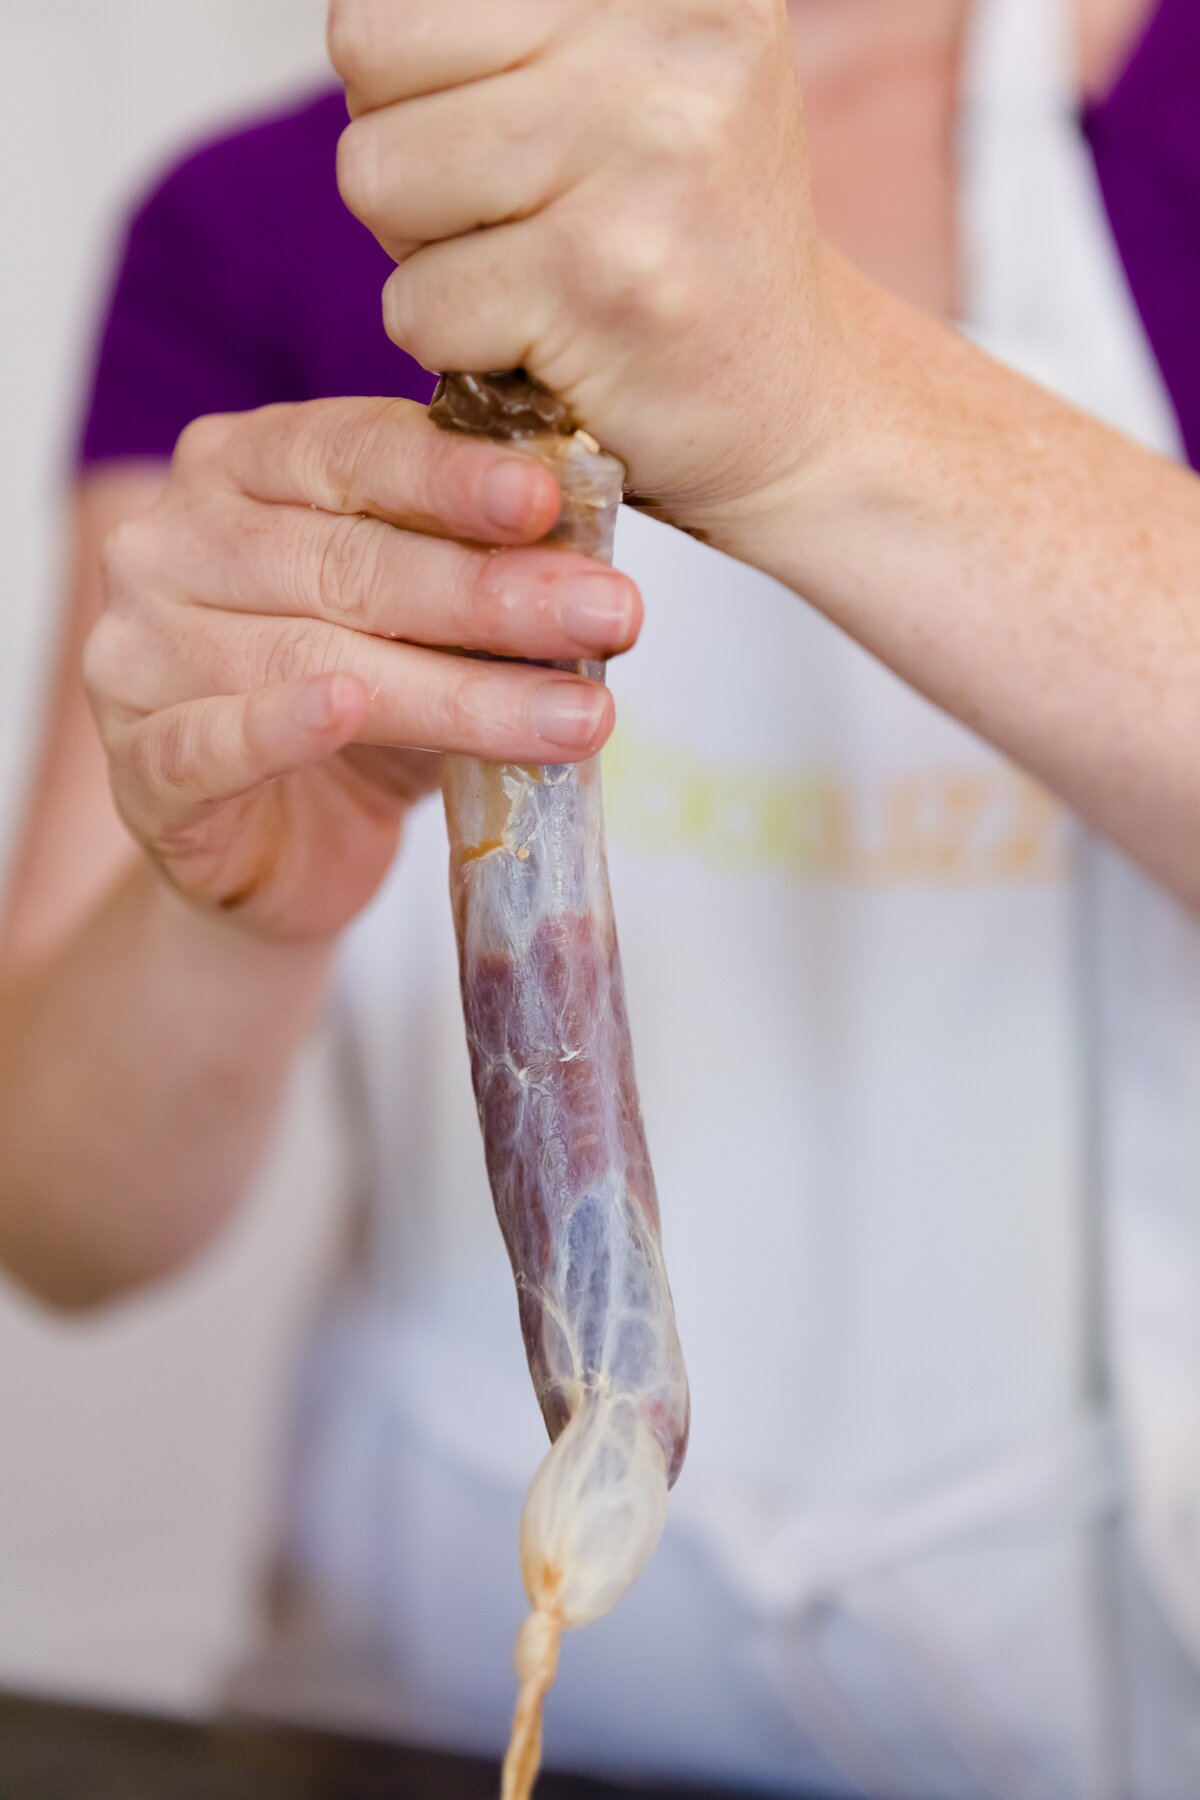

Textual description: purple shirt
[1083,0,1200,466]
[80,0,1200,470]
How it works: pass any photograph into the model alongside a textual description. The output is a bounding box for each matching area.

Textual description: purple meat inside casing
[433,373,690,1494]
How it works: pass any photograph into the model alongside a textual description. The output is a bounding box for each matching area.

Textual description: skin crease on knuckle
[146,708,202,801]
[250,397,366,516]
[110,712,201,846]
[311,511,382,631]
[324,397,418,519]
[301,400,380,514]
[260,615,345,692]
[318,402,506,542]
[235,399,333,502]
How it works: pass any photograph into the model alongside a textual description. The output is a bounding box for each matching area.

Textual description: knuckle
[336,117,381,221]
[97,516,145,594]
[261,617,338,688]
[573,209,677,316]
[313,398,391,510]
[635,82,729,166]
[118,710,195,813]
[466,553,514,645]
[444,662,493,744]
[314,513,379,627]
[611,220,676,294]
[469,551,558,651]
[552,204,607,290]
[644,261,700,332]
[717,0,780,52]
[359,397,414,486]
[244,399,301,459]
[173,411,235,475]
[555,190,701,334]
[381,264,449,372]
[327,0,374,86]
[146,710,197,797]
[381,266,417,355]
[683,0,783,99]
[80,610,126,705]
[97,512,189,634]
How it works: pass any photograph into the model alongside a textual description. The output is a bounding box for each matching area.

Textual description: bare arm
[0,469,335,1307]
[0,860,335,1308]
[707,257,1200,911]
[2,471,161,970]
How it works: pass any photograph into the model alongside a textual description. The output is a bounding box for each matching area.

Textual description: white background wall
[0,0,346,1715]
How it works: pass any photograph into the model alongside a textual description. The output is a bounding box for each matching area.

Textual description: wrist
[688,253,934,596]
[139,858,337,1022]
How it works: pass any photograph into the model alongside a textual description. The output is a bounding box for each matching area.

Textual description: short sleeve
[76,88,439,469]
[1085,0,1200,469]
[76,158,294,469]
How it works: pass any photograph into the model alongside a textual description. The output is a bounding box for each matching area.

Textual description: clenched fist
[330,0,829,533]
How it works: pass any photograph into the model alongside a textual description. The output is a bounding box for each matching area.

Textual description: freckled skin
[436,375,690,1492]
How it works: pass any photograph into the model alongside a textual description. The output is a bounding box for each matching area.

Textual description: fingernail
[530,681,609,750]
[558,573,634,651]
[483,459,541,532]
[293,679,337,730]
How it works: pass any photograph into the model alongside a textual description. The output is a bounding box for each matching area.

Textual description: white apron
[273,0,1200,1792]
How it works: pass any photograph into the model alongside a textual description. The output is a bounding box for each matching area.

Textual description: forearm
[0,856,334,1308]
[713,254,1200,908]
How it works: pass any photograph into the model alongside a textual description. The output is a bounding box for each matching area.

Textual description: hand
[329,0,828,533]
[84,397,642,943]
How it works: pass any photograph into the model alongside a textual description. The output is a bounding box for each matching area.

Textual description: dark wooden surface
[0,1693,749,1800]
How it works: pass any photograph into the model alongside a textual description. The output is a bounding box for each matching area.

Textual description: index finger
[195,396,563,546]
